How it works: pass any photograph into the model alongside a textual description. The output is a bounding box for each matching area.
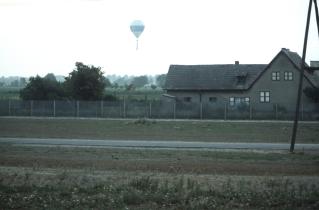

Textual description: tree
[131,75,148,88]
[125,84,134,91]
[112,82,119,89]
[10,80,19,87]
[156,74,166,88]
[64,62,106,100]
[19,77,27,87]
[44,73,57,82]
[20,75,65,100]
[103,77,112,87]
[304,87,319,102]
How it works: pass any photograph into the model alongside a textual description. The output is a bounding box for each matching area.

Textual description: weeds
[3,175,318,209]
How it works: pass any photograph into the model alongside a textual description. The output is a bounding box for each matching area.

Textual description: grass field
[1,117,319,143]
[1,117,319,209]
[0,87,21,100]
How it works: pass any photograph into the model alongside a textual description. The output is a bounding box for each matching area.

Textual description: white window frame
[284,72,293,81]
[229,97,235,106]
[260,91,270,103]
[271,72,280,81]
[229,97,250,106]
[244,97,250,105]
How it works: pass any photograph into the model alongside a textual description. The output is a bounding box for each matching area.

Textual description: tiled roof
[165,64,267,90]
[164,49,319,91]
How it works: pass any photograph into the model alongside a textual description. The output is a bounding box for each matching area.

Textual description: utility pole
[290,0,319,152]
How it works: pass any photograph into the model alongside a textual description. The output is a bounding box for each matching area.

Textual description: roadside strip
[1,137,319,151]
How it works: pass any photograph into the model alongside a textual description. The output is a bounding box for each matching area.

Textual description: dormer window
[236,72,248,85]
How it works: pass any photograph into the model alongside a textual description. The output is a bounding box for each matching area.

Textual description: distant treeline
[1,73,166,90]
[2,62,166,101]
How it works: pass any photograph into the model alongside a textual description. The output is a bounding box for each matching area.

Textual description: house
[164,48,319,112]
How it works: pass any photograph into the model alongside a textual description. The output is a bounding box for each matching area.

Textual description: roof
[164,64,267,91]
[281,48,319,87]
[164,49,319,91]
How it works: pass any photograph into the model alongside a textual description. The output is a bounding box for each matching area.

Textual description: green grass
[1,117,318,143]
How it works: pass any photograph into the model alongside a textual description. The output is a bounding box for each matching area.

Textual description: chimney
[235,61,239,65]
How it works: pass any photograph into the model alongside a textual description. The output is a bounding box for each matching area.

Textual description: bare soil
[1,145,318,176]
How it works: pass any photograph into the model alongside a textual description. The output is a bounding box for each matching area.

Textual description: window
[183,97,192,102]
[272,72,280,81]
[236,75,247,85]
[209,97,217,103]
[229,97,235,106]
[229,97,250,106]
[284,72,293,81]
[244,97,250,105]
[260,91,270,103]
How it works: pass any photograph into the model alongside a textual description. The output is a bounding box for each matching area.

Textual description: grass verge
[1,117,319,143]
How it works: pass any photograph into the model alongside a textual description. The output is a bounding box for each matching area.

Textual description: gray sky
[0,0,318,77]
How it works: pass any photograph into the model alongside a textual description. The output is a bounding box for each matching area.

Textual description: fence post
[8,100,11,116]
[200,102,203,120]
[76,101,79,117]
[53,100,56,117]
[30,100,33,116]
[149,101,152,118]
[101,100,104,118]
[275,104,278,120]
[249,104,252,120]
[224,103,227,120]
[123,97,126,118]
[173,101,176,119]
[301,103,304,121]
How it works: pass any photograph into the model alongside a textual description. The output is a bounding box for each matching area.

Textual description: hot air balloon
[130,20,145,50]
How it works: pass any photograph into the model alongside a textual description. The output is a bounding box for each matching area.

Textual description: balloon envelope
[130,20,145,38]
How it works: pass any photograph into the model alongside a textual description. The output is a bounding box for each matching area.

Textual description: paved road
[1,137,318,151]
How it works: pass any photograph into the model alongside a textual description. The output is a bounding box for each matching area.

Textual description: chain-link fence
[0,99,318,120]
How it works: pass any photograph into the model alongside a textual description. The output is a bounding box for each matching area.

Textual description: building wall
[166,91,201,103]
[248,53,314,111]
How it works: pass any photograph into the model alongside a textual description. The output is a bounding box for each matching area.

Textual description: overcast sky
[0,0,318,77]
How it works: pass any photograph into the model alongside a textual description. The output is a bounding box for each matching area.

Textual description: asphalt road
[1,137,319,151]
